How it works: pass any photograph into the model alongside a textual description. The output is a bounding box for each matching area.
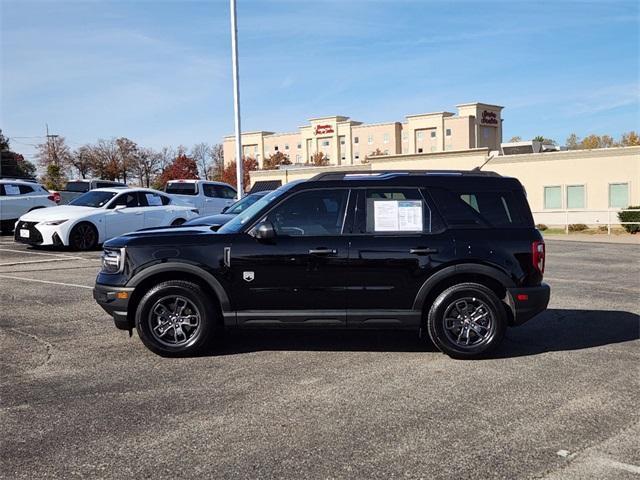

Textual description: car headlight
[41,219,68,226]
[101,247,126,274]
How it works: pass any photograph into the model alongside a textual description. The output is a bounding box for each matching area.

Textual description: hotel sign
[314,124,334,135]
[480,110,499,126]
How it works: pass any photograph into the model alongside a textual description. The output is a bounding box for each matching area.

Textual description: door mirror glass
[255,221,276,242]
[221,206,228,213]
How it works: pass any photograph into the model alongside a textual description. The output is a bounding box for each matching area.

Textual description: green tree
[508,136,522,142]
[620,131,640,146]
[41,163,67,190]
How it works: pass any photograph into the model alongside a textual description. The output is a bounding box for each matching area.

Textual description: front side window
[110,192,139,208]
[609,183,629,208]
[265,189,349,237]
[566,185,585,209]
[544,186,562,209]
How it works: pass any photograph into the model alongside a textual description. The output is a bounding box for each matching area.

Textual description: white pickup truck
[164,180,237,216]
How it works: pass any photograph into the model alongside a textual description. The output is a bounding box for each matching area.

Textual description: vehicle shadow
[212,309,639,358]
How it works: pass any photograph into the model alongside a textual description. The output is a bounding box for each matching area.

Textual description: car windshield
[69,190,117,208]
[166,183,197,195]
[218,185,296,234]
[226,193,264,214]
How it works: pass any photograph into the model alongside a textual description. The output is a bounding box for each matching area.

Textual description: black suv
[94,171,550,359]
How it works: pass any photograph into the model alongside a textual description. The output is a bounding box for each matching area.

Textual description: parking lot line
[596,458,640,474]
[0,274,93,289]
[545,276,640,294]
[0,248,86,260]
[0,258,89,267]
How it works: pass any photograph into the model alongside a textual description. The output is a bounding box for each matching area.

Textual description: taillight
[49,192,61,203]
[532,241,545,275]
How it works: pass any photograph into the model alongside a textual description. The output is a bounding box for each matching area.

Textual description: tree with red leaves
[157,153,199,186]
[220,157,258,192]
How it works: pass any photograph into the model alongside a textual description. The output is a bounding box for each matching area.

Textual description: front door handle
[409,247,438,255]
[309,248,337,255]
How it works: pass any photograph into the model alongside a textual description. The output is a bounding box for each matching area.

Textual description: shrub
[598,225,608,232]
[618,206,640,234]
[536,224,548,231]
[568,223,588,232]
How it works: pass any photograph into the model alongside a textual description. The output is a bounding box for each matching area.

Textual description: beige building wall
[249,146,640,226]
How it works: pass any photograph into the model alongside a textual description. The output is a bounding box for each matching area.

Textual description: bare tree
[115,137,138,184]
[157,146,176,172]
[91,138,120,180]
[208,144,225,181]
[35,136,72,169]
[191,143,211,180]
[70,145,94,179]
[133,148,161,187]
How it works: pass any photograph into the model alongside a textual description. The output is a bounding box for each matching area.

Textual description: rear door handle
[309,248,337,255]
[409,247,438,255]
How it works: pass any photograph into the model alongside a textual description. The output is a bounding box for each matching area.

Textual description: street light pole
[230,0,243,197]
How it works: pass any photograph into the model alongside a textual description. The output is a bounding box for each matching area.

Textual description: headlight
[101,247,126,274]
[41,219,68,226]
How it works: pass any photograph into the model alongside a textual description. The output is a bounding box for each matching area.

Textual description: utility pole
[45,123,59,166]
[230,0,243,197]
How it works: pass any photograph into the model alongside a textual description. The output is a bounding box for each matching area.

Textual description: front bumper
[93,283,135,330]
[505,282,551,326]
[14,221,65,246]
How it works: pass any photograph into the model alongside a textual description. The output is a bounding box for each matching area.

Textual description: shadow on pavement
[213,308,639,358]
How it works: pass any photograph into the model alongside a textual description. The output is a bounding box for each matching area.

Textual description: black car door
[228,188,352,326]
[345,187,454,328]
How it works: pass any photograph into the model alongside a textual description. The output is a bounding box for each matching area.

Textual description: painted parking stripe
[545,276,639,294]
[0,258,96,267]
[0,274,93,289]
[596,458,640,474]
[0,248,87,260]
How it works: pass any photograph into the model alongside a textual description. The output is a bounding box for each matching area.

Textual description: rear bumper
[506,283,550,326]
[93,283,134,330]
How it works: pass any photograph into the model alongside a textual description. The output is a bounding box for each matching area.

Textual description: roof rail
[309,170,501,181]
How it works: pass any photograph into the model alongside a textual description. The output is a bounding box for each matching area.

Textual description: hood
[20,205,101,222]
[182,213,235,227]
[104,224,228,248]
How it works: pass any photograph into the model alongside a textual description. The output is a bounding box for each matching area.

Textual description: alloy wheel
[442,297,495,348]
[148,295,201,347]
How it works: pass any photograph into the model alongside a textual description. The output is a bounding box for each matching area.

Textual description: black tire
[426,282,506,359]
[68,222,98,250]
[135,280,219,357]
[171,218,186,226]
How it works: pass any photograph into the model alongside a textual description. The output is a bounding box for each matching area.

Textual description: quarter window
[430,189,526,227]
[265,189,349,236]
[544,186,562,209]
[18,185,35,194]
[609,183,629,208]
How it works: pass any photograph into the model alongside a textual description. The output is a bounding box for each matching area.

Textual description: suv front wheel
[427,283,506,359]
[135,280,219,356]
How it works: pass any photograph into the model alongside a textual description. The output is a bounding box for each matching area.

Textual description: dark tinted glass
[431,188,526,227]
[266,189,349,236]
[18,185,35,194]
[215,185,236,199]
[166,183,197,195]
[65,181,91,193]
[110,192,139,208]
[203,184,217,197]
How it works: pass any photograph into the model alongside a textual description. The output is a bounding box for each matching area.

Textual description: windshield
[65,181,90,193]
[226,193,264,214]
[218,187,294,233]
[69,190,117,208]
[166,183,197,195]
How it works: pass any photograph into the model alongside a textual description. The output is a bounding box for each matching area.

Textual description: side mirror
[221,206,228,213]
[255,221,276,242]
[114,204,127,211]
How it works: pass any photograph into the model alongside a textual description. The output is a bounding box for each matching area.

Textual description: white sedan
[14,187,199,250]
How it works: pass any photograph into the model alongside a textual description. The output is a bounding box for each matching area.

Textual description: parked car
[164,180,237,216]
[52,179,128,205]
[182,190,271,230]
[94,170,550,359]
[0,179,58,233]
[15,187,199,250]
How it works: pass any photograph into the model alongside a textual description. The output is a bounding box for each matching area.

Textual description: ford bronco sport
[94,171,550,359]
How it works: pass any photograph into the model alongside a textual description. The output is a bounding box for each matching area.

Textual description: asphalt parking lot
[0,236,638,479]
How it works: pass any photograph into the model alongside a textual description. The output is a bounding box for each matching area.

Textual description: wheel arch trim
[127,262,231,311]
[412,263,516,310]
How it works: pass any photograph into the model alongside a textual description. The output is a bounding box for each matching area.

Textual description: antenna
[474,153,495,171]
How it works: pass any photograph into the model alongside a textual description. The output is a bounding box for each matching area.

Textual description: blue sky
[2,0,639,161]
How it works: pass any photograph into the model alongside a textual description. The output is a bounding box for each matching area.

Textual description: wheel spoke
[148,295,201,347]
[153,304,171,320]
[179,315,198,327]
[444,296,494,348]
[444,317,464,330]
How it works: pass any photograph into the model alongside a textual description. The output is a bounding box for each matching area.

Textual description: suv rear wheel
[426,282,506,359]
[135,280,219,356]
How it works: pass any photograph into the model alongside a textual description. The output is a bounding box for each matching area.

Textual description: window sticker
[373,200,423,232]
[5,185,20,195]
[146,193,162,206]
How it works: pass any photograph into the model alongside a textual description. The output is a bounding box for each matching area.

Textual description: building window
[295,154,301,163]
[297,143,301,149]
[566,185,585,209]
[402,132,407,142]
[430,130,437,138]
[446,129,452,136]
[274,145,279,151]
[354,137,359,144]
[417,148,423,153]
[355,153,360,160]
[341,155,346,161]
[384,149,389,155]
[609,183,629,208]
[544,186,562,209]
[253,146,258,153]
[416,131,424,142]
[383,133,389,144]
[321,140,330,147]
[339,136,345,145]
[367,135,373,145]
[284,144,289,150]
[256,154,261,161]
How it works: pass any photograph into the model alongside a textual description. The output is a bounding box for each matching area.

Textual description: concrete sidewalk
[543,233,640,244]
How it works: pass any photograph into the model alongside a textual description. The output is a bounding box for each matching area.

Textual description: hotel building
[223,102,504,168]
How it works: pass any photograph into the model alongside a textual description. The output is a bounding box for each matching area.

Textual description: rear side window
[166,183,197,195]
[431,188,527,227]
[19,185,35,194]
